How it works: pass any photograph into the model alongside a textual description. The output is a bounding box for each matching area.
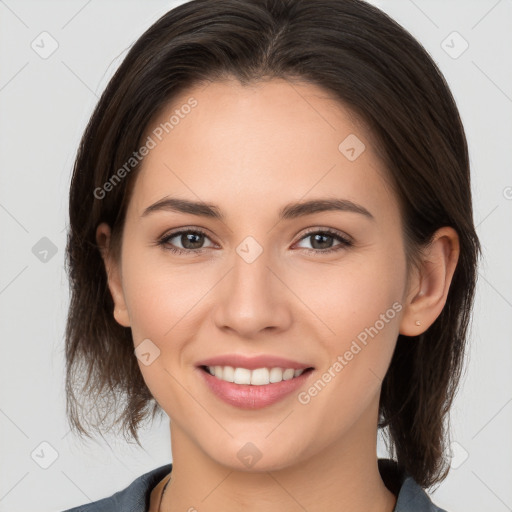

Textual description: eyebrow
[141,196,375,222]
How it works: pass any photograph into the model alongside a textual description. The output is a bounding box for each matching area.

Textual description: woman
[62,0,481,511]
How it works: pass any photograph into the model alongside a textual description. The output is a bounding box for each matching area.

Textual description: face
[100,78,414,471]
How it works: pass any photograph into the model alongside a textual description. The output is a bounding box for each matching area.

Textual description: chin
[204,437,305,474]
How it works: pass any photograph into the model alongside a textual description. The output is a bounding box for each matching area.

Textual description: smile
[198,365,315,409]
[202,365,311,385]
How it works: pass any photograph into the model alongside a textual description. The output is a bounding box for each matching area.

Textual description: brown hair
[65,0,481,488]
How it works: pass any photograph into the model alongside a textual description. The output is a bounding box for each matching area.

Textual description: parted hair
[65,0,481,488]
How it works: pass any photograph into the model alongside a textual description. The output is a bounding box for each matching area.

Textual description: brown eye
[295,229,353,254]
[158,229,214,255]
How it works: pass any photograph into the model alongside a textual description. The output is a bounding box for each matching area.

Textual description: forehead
[129,78,398,223]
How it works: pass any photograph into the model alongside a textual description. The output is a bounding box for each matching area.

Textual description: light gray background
[0,1,511,511]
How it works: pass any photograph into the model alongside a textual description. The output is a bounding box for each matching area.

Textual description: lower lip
[198,367,314,409]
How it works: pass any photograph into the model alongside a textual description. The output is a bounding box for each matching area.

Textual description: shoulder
[395,476,449,512]
[378,458,449,512]
[61,463,173,512]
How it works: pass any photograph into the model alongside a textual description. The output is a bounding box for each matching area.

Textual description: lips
[197,365,314,409]
[195,354,314,371]
[195,353,315,409]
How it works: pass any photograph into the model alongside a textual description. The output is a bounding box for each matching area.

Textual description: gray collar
[62,459,447,512]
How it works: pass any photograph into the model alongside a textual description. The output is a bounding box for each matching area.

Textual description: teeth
[222,365,235,382]
[234,367,251,385]
[206,366,306,385]
[250,368,269,385]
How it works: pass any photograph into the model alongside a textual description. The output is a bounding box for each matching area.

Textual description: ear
[399,226,460,336]
[96,222,131,328]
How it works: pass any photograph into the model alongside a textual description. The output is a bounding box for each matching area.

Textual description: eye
[294,228,353,254]
[157,227,353,256]
[157,228,215,255]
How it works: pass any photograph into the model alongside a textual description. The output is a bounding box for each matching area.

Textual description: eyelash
[157,227,353,256]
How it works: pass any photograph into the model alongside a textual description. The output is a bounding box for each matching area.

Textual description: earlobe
[399,227,460,336]
[96,222,131,328]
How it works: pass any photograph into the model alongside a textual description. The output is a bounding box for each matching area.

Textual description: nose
[212,244,293,339]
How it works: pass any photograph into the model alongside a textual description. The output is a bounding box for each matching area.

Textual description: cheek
[119,250,200,410]
[291,250,404,337]
[298,250,404,401]
[121,246,207,340]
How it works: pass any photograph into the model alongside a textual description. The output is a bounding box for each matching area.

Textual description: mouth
[197,364,315,409]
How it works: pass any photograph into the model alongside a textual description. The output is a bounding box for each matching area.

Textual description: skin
[96,78,460,512]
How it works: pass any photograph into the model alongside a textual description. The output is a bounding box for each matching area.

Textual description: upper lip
[196,354,314,370]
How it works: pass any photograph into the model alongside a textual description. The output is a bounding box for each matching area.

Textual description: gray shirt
[62,458,448,512]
